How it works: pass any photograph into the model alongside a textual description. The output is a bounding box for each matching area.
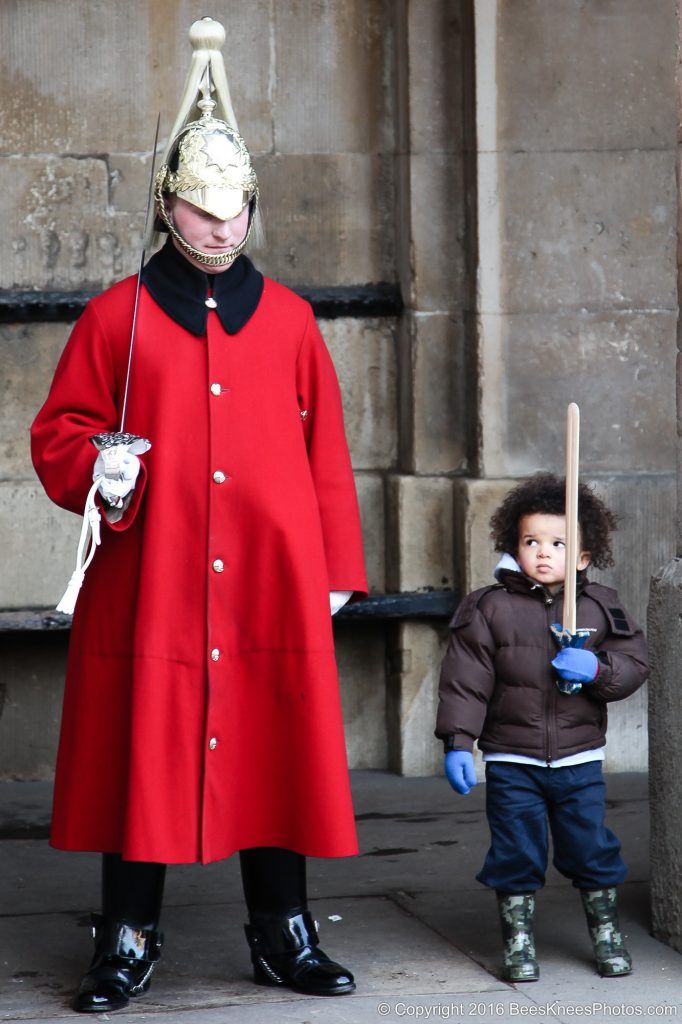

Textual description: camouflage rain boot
[580,888,632,977]
[496,892,539,982]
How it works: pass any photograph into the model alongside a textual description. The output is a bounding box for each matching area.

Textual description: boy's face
[516,513,590,590]
[167,196,250,274]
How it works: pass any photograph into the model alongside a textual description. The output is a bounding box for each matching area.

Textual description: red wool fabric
[31,275,367,864]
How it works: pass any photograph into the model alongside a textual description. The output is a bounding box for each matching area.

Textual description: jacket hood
[493,553,522,581]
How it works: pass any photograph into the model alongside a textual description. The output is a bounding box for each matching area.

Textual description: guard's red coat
[31,274,367,864]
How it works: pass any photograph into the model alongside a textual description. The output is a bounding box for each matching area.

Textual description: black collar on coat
[142,238,264,336]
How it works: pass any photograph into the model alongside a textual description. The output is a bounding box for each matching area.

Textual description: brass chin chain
[154,180,259,268]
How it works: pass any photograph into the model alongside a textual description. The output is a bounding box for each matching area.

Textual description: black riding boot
[73,854,166,1013]
[240,847,355,996]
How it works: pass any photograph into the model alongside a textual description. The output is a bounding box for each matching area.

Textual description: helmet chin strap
[155,183,259,269]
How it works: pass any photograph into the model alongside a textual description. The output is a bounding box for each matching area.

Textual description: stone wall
[383,0,678,778]
[0,1,677,779]
[459,0,678,773]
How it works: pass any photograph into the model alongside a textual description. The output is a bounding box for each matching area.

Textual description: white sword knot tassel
[56,479,103,615]
[55,433,151,615]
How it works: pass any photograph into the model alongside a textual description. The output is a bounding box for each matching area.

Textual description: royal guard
[31,18,367,1012]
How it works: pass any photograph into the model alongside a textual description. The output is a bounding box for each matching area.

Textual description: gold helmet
[154,17,261,268]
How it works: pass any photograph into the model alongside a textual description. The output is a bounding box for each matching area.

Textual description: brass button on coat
[208,737,218,750]
[205,297,218,309]
[210,383,221,396]
[212,559,224,573]
[213,470,226,484]
[210,648,221,661]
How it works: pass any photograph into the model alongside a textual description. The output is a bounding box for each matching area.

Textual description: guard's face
[168,196,250,273]
[516,513,590,589]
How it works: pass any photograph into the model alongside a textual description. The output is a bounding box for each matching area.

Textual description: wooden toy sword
[563,402,580,635]
[550,403,594,695]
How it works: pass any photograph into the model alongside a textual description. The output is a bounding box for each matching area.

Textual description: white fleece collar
[493,553,522,581]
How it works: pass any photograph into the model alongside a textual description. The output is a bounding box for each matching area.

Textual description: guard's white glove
[93,448,140,508]
[330,591,353,616]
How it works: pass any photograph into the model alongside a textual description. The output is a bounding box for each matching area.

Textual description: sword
[119,111,161,436]
[563,402,580,635]
[94,114,160,480]
[56,116,160,614]
[550,403,594,695]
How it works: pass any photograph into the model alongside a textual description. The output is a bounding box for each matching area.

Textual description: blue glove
[551,647,598,684]
[444,750,477,795]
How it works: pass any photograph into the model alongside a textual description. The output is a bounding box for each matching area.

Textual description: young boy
[435,474,648,982]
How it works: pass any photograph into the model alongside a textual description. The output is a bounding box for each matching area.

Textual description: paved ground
[1,771,680,1024]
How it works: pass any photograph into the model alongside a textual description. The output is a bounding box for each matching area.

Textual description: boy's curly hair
[489,473,618,570]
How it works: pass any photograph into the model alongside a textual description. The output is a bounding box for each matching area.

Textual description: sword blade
[120,112,161,433]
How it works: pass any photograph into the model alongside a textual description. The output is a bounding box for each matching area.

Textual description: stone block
[452,477,513,593]
[588,475,676,626]
[583,470,673,772]
[386,475,454,592]
[323,318,397,471]
[354,473,386,593]
[501,150,676,314]
[407,0,465,153]
[481,310,676,479]
[254,153,395,286]
[0,323,71,481]
[0,482,81,608]
[108,153,154,214]
[3,153,395,290]
[0,156,143,290]
[0,634,66,781]
[273,0,392,155]
[497,0,677,153]
[411,312,469,475]
[387,621,448,775]
[453,473,675,621]
[408,151,467,311]
[648,558,682,951]
[0,3,273,155]
[601,691,648,773]
[393,152,414,302]
[335,623,387,770]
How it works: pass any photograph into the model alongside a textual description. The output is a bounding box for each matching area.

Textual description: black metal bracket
[337,590,457,621]
[0,283,402,324]
[0,609,74,631]
[0,590,456,632]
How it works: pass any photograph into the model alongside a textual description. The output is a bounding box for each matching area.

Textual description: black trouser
[102,847,307,926]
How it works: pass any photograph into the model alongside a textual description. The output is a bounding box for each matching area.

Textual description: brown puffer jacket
[435,566,649,761]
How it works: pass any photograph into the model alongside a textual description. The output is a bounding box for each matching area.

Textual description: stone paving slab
[0,773,649,919]
[7,988,682,1024]
[0,771,669,1024]
[0,896,497,1020]
[395,882,682,1009]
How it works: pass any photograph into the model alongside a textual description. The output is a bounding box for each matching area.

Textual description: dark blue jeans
[476,760,627,892]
